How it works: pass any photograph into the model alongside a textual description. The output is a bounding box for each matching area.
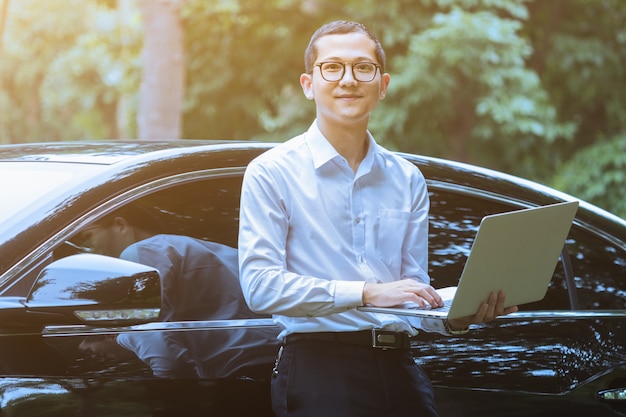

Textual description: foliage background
[1,0,625,218]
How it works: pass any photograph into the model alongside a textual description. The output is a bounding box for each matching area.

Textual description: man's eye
[323,63,342,71]
[355,63,375,73]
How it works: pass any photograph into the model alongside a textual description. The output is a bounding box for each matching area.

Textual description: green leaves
[554,134,626,218]
[1,0,625,216]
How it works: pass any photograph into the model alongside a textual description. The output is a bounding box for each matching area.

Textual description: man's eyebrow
[318,56,376,62]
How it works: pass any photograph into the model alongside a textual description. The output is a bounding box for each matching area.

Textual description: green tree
[524,0,626,216]
[181,0,321,140]
[0,0,141,142]
[1,0,625,217]
[526,0,626,151]
[554,133,626,218]
[0,0,90,142]
[42,1,142,140]
[320,0,572,181]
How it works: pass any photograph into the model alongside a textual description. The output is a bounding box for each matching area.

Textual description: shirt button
[355,217,361,224]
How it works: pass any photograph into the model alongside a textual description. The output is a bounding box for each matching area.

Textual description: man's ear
[379,72,390,99]
[112,216,139,249]
[300,73,314,100]
[112,216,131,233]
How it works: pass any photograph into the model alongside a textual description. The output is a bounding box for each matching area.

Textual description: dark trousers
[271,337,439,417]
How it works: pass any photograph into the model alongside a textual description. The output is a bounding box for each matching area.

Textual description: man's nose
[339,64,357,85]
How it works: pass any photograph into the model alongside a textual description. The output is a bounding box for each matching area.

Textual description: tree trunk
[137,0,185,140]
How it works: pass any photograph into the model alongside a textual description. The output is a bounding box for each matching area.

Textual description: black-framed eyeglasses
[314,61,380,82]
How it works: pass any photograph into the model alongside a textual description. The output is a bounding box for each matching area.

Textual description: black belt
[284,329,411,350]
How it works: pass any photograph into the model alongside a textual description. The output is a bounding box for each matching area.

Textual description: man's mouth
[336,94,361,100]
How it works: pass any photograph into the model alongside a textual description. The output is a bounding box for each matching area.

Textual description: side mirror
[25,254,161,326]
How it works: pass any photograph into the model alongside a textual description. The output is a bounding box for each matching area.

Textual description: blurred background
[0,0,624,218]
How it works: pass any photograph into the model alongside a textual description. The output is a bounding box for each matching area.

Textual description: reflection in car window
[140,180,626,312]
[61,174,281,380]
[568,227,626,310]
[88,175,257,321]
[140,176,243,249]
[48,175,626,316]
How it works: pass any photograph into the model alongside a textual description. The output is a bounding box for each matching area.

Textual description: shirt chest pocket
[375,209,410,272]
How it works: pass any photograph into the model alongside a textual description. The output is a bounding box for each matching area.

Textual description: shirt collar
[305,120,381,171]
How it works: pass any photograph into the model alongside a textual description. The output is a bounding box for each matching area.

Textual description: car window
[147,180,624,313]
[132,175,243,249]
[32,174,626,317]
[567,226,626,310]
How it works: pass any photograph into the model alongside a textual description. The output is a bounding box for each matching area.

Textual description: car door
[418,187,626,417]
[0,170,280,417]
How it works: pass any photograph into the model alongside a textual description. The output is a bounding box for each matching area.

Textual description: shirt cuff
[334,280,367,309]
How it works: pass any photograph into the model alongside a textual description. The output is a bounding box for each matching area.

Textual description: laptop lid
[446,200,578,318]
[358,200,579,320]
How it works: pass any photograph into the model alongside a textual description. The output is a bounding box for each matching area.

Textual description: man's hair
[304,20,386,74]
[95,202,165,234]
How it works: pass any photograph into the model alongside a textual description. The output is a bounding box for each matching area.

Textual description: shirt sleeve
[238,161,365,317]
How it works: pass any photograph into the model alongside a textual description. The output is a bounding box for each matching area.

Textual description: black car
[0,141,625,416]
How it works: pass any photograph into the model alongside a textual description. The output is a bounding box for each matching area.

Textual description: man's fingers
[364,279,441,308]
[415,287,443,308]
[405,291,441,308]
[460,291,519,326]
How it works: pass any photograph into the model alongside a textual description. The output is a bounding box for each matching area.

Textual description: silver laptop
[359,200,579,320]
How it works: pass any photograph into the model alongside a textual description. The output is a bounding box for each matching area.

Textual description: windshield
[0,161,105,239]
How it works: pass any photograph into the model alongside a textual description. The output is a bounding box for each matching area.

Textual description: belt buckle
[371,329,400,350]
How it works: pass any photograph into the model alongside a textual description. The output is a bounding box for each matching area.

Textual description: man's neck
[134,229,156,243]
[317,119,369,172]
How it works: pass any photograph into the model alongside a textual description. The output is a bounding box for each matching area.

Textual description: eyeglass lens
[318,62,378,82]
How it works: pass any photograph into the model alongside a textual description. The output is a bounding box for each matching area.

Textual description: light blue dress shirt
[239,121,447,338]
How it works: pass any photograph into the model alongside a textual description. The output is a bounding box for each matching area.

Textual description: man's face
[300,32,390,127]
[79,221,128,258]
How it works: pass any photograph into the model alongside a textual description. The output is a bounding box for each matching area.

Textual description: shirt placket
[351,178,378,282]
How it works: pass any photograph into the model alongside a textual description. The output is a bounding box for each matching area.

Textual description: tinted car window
[568,227,626,310]
[126,175,242,249]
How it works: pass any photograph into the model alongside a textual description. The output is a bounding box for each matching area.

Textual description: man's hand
[446,290,518,331]
[363,279,444,309]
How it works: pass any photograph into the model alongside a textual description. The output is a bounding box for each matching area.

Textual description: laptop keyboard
[399,298,452,311]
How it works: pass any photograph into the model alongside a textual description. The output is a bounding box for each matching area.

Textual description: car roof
[0,140,253,164]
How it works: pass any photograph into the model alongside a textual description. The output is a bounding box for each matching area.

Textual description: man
[78,203,279,378]
[79,203,254,322]
[238,20,518,416]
